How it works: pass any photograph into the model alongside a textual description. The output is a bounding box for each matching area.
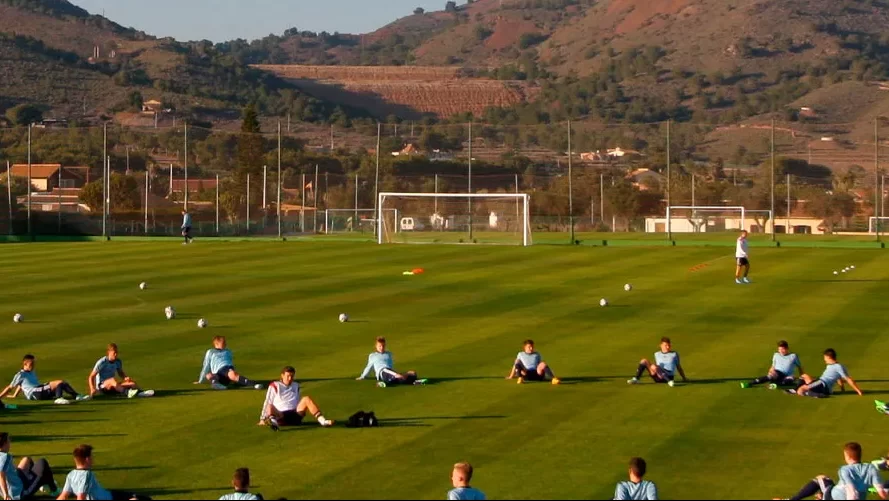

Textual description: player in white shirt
[257,366,334,431]
[735,230,751,284]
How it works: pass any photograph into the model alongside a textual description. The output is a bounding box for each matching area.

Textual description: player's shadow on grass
[2,418,107,425]
[424,376,509,385]
[146,388,207,398]
[386,415,506,422]
[797,279,889,283]
[92,465,154,472]
[685,378,749,385]
[16,433,126,442]
[129,487,229,497]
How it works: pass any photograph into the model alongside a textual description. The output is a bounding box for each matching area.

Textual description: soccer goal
[869,217,889,234]
[665,206,748,233]
[324,209,398,234]
[377,192,532,246]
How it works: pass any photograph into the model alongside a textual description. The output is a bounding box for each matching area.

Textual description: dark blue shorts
[215,365,235,384]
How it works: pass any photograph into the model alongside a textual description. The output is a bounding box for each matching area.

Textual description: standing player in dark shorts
[740,340,803,389]
[735,230,750,284]
[257,366,333,431]
[181,209,193,245]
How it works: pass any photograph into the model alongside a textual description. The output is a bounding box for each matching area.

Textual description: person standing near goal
[181,209,193,245]
[735,230,750,284]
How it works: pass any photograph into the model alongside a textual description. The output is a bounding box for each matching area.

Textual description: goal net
[378,192,532,245]
[663,206,753,233]
[869,217,889,233]
[324,209,397,234]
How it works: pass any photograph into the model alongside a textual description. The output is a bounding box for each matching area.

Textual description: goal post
[665,206,747,234]
[868,217,889,234]
[377,192,532,246]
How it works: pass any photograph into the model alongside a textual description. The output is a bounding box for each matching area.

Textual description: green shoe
[875,400,886,409]
[2,404,17,410]
[768,383,778,390]
[413,379,428,386]
[376,382,387,388]
[739,382,749,389]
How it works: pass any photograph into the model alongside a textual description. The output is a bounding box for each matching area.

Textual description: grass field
[2,241,889,500]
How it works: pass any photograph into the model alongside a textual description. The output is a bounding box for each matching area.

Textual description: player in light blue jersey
[0,432,60,499]
[88,343,154,399]
[448,462,486,500]
[782,442,885,500]
[219,468,262,500]
[741,340,803,389]
[0,354,88,405]
[357,337,426,387]
[57,444,145,501]
[614,457,658,500]
[196,336,263,391]
[788,348,862,398]
[506,339,561,385]
[628,338,687,386]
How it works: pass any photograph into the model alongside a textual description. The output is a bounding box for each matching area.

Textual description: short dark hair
[282,366,295,375]
[660,337,671,344]
[22,354,34,363]
[523,339,534,346]
[73,444,93,463]
[107,343,118,352]
[824,348,837,360]
[0,433,9,448]
[233,468,250,491]
[629,457,647,478]
[845,442,862,462]
[375,337,386,344]
[778,340,789,349]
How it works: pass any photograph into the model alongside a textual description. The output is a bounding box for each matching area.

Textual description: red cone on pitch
[412,268,425,274]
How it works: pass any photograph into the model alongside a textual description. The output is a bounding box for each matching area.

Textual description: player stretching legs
[741,340,803,389]
[356,337,427,387]
[628,337,687,387]
[788,349,862,398]
[781,442,885,500]
[506,339,560,385]
[0,355,88,405]
[195,336,263,390]
[88,344,154,399]
[257,366,333,431]
[735,230,750,284]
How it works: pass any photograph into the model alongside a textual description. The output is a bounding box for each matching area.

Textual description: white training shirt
[260,381,300,418]
[735,236,748,258]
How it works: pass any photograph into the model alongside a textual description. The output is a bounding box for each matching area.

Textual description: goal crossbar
[377,192,531,246]
[666,206,746,234]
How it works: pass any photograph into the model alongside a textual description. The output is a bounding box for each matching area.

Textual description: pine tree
[237,104,264,178]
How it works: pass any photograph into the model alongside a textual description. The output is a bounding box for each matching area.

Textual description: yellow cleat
[516,377,524,385]
[551,378,561,385]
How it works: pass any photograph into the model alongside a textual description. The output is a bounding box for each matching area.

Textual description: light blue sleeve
[771,353,779,368]
[359,354,374,380]
[646,482,658,500]
[198,350,211,383]
[838,466,855,488]
[837,364,849,379]
[9,373,21,388]
[63,470,88,496]
[0,453,9,473]
[447,489,460,501]
[794,355,801,369]
[867,464,884,488]
[92,358,105,374]
[614,483,629,500]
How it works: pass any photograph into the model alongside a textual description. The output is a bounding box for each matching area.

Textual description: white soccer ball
[13,313,22,323]
[164,306,176,320]
[339,313,349,323]
[841,269,847,273]
[833,271,838,275]
[139,282,147,290]
[624,284,633,292]
[599,298,609,307]
[197,318,208,328]
[850,265,856,270]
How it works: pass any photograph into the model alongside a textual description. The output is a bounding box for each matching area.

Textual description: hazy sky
[71,0,447,42]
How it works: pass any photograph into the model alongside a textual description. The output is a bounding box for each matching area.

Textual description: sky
[70,0,447,42]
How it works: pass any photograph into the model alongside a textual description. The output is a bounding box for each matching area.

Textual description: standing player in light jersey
[614,457,658,500]
[195,336,263,391]
[506,339,561,385]
[0,354,88,405]
[781,442,885,500]
[789,348,863,398]
[735,230,750,284]
[356,337,426,387]
[88,344,154,399]
[740,340,803,389]
[181,209,193,245]
[628,337,687,387]
[257,366,333,431]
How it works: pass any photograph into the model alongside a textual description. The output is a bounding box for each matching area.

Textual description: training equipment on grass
[599,298,609,307]
[12,313,22,323]
[164,306,176,320]
[412,268,425,274]
[851,265,856,269]
[624,284,633,291]
[833,271,839,275]
[197,318,208,328]
[377,192,532,246]
[139,282,147,290]
[339,313,349,323]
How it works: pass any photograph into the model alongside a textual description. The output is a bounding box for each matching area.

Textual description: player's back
[614,480,658,500]
[448,487,486,500]
[831,463,881,500]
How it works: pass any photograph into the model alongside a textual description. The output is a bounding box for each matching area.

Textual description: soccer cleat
[40,485,61,496]
[376,382,387,388]
[3,404,17,410]
[139,390,155,398]
[740,382,750,389]
[75,395,90,402]
[768,383,778,390]
[413,379,428,386]
[54,398,71,405]
[320,419,335,427]
[785,389,798,395]
[667,380,675,387]
[268,417,280,432]
[742,277,751,284]
[516,377,524,385]
[627,378,639,384]
[551,378,561,385]
[127,389,139,399]
[735,278,742,284]
[254,384,264,390]
[875,400,886,409]
[211,382,228,391]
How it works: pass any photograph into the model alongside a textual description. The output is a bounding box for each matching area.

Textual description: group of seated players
[0,334,881,500]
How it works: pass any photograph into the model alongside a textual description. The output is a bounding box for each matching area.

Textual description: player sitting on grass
[88,344,154,399]
[356,337,426,387]
[781,442,885,500]
[506,339,561,385]
[0,354,88,405]
[195,336,263,391]
[628,337,687,387]
[57,444,149,501]
[257,366,333,431]
[448,462,485,500]
[0,432,60,499]
[788,348,862,398]
[740,340,803,389]
[219,468,262,500]
[614,457,658,500]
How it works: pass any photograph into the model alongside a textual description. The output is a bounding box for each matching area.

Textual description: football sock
[790,480,821,500]
[55,383,77,399]
[237,376,253,386]
[544,367,554,379]
[313,411,329,425]
[751,376,770,386]
[635,364,646,379]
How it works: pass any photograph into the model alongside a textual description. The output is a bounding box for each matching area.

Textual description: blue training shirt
[10,370,41,400]
[516,351,542,371]
[818,362,849,391]
[62,469,112,501]
[359,351,394,380]
[198,348,234,382]
[93,356,123,386]
[655,351,679,376]
[772,352,801,375]
[448,487,486,500]
[182,212,192,228]
[0,452,23,500]
[614,480,658,500]
[829,463,882,500]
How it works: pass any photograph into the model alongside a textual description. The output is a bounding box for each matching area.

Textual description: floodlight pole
[246,174,251,234]
[26,124,31,237]
[468,121,473,242]
[787,173,791,235]
[876,118,881,243]
[277,121,282,239]
[144,170,149,234]
[770,119,776,241]
[101,123,106,238]
[6,161,12,235]
[215,174,220,236]
[354,173,358,231]
[373,122,380,232]
[666,120,671,240]
[184,122,189,211]
[568,119,574,244]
